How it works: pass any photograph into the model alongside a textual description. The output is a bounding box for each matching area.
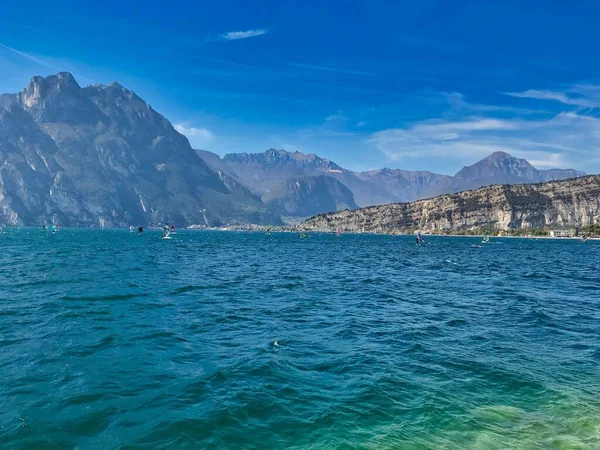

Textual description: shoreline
[2,225,598,240]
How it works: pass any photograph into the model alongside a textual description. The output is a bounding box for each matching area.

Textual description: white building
[550,229,573,238]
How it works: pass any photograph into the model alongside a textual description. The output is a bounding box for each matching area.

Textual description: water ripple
[0,230,599,448]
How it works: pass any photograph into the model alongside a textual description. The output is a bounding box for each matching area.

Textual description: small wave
[520,272,552,280]
[170,285,207,295]
[62,392,105,406]
[59,292,146,301]
[446,319,468,327]
[404,343,427,354]
[577,285,600,290]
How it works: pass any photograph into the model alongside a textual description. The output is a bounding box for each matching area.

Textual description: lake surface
[1,229,599,449]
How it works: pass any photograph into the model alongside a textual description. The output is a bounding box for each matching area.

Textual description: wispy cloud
[221,29,268,41]
[290,63,379,76]
[174,124,215,149]
[325,111,348,122]
[505,86,600,109]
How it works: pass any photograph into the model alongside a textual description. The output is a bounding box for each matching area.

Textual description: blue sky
[1,0,600,174]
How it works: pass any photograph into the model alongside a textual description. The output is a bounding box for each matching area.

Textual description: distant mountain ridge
[200,149,586,210]
[262,174,358,218]
[222,149,346,195]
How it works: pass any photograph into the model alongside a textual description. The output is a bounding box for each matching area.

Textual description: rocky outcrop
[0,73,281,227]
[300,176,600,233]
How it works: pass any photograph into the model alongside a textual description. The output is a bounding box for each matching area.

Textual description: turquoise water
[1,230,599,449]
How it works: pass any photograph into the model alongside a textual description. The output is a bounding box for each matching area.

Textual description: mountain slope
[222,148,450,206]
[355,168,453,203]
[300,176,600,233]
[262,175,358,217]
[0,73,280,226]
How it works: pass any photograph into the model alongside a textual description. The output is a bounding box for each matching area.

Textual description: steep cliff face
[0,73,281,226]
[300,176,600,233]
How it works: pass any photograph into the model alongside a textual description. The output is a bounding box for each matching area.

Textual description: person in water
[137,226,144,234]
[171,225,175,232]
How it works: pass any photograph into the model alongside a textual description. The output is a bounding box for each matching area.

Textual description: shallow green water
[1,229,599,449]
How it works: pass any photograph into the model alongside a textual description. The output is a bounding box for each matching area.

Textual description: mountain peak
[486,151,513,160]
[455,151,536,184]
[20,72,81,108]
[55,72,79,87]
[29,72,79,91]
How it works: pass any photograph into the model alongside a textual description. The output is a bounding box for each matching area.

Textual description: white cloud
[414,118,516,134]
[369,112,600,172]
[505,87,600,108]
[221,29,268,41]
[174,124,215,149]
[325,114,347,122]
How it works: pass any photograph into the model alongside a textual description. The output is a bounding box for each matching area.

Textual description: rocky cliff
[300,175,600,233]
[0,73,280,227]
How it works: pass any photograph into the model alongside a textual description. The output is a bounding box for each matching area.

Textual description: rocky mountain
[222,149,347,194]
[0,73,280,227]
[5,73,584,228]
[198,149,361,218]
[355,168,453,203]
[453,151,585,189]
[210,149,586,209]
[300,175,600,233]
[262,175,358,218]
